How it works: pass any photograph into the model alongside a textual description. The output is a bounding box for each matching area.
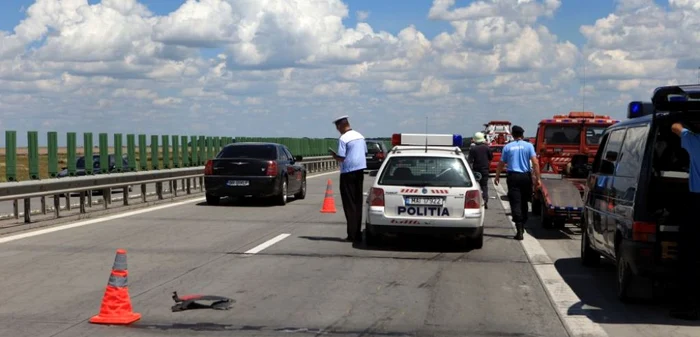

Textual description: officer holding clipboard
[329,116,367,242]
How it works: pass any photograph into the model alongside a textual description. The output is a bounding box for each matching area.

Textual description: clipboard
[328,147,337,156]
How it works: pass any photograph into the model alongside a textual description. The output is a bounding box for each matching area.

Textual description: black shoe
[514,223,524,240]
[484,203,488,209]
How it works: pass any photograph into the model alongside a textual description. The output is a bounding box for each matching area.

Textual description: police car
[365,133,485,248]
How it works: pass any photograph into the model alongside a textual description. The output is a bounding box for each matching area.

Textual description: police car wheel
[469,233,483,249]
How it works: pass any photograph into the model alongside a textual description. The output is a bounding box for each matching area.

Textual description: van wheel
[616,249,633,302]
[206,193,220,205]
[581,223,600,266]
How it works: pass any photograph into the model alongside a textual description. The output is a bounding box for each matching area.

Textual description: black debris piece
[171,291,235,312]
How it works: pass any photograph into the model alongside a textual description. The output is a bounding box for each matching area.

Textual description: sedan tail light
[464,190,480,209]
[369,187,385,206]
[375,152,385,160]
[266,161,278,176]
[204,160,214,175]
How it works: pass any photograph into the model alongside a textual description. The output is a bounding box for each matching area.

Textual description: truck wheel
[580,223,600,267]
[541,201,553,229]
[531,197,541,216]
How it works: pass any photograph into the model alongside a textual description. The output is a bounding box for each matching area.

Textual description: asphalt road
[0,172,695,337]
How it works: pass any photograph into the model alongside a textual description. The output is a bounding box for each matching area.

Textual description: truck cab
[483,120,513,174]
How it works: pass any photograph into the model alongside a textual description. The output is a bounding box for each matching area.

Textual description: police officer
[468,132,493,209]
[670,122,699,320]
[330,116,367,243]
[494,125,541,240]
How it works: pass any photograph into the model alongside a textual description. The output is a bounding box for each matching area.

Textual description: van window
[600,129,625,175]
[615,125,649,178]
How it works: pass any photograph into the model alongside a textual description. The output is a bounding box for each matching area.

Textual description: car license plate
[405,197,443,206]
[226,180,249,186]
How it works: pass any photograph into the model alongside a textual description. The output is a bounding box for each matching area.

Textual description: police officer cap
[332,115,349,125]
[512,125,525,134]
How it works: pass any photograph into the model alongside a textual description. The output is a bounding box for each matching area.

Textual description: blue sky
[0,0,695,146]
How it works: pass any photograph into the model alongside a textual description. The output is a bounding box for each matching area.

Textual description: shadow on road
[195,196,301,208]
[296,233,476,253]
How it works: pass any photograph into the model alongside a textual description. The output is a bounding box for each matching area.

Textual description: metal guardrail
[0,156,338,223]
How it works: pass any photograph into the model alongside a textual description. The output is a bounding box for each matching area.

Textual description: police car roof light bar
[391,133,462,147]
[651,84,700,112]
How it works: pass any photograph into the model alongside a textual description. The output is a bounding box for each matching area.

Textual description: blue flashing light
[545,119,554,122]
[628,101,644,118]
[453,134,463,147]
[563,119,571,122]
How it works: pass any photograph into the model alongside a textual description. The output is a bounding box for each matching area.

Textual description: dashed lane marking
[492,179,609,337]
[0,170,340,245]
[244,233,291,255]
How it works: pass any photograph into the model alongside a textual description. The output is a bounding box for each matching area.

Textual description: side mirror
[369,170,378,177]
[473,172,482,181]
[294,155,303,162]
[600,160,615,175]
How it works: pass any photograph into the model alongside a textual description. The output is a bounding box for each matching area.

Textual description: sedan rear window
[378,156,472,187]
[218,144,277,160]
[366,141,383,154]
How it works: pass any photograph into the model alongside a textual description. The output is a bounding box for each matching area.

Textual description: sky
[1,0,700,146]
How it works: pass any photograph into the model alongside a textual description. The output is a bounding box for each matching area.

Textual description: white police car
[365,133,485,248]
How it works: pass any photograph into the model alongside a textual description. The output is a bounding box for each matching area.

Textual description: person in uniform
[330,116,367,242]
[670,122,700,320]
[468,132,493,209]
[494,125,541,240]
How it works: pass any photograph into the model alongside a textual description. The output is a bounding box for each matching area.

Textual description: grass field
[0,147,205,182]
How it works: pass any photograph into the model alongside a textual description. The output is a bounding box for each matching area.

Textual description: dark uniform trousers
[477,169,490,205]
[675,192,700,313]
[506,171,532,226]
[340,169,364,240]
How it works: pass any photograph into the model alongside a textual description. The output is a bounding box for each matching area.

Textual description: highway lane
[493,179,700,337]
[0,172,569,337]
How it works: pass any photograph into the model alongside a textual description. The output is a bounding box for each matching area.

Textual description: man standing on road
[670,122,700,320]
[330,116,367,243]
[468,132,493,209]
[494,125,541,241]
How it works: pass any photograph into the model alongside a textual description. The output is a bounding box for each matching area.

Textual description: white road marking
[243,233,291,255]
[492,179,609,337]
[0,170,340,244]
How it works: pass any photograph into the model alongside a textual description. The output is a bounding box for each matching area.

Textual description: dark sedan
[203,142,307,206]
[365,140,388,170]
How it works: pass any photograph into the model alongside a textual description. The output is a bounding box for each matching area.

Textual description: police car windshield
[378,156,472,187]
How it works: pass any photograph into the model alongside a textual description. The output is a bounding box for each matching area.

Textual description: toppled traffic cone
[171,291,235,312]
[320,179,337,213]
[89,249,141,325]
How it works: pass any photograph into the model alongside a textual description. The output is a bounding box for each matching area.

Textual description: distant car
[365,140,388,170]
[365,133,485,248]
[203,142,307,206]
[57,154,132,195]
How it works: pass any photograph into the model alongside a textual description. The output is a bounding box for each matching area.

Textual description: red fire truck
[482,121,513,173]
[530,111,619,228]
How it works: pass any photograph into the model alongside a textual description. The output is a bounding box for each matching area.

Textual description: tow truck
[482,121,513,174]
[530,111,619,228]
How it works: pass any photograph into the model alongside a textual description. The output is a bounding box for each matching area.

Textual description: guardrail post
[181,135,189,167]
[80,192,86,213]
[41,195,47,215]
[114,133,123,172]
[190,135,198,166]
[84,133,94,175]
[123,184,129,206]
[172,135,180,168]
[139,134,147,170]
[54,194,60,218]
[157,181,163,200]
[151,135,159,170]
[67,132,77,176]
[24,198,31,223]
[162,135,170,169]
[48,131,58,178]
[99,133,109,174]
[28,131,39,180]
[5,130,17,181]
[103,188,110,209]
[141,184,147,203]
[127,134,136,172]
[13,200,18,219]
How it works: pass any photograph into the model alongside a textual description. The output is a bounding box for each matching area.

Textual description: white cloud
[1,0,695,139]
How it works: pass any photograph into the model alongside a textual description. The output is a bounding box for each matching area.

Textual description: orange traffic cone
[89,249,141,325]
[320,179,337,213]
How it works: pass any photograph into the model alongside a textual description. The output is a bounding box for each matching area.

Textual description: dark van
[580,86,699,302]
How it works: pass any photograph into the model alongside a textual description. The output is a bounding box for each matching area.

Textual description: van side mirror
[294,155,303,162]
[600,160,615,175]
[369,170,378,177]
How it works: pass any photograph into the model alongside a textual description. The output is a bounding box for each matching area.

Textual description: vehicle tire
[206,193,220,205]
[294,175,306,200]
[531,197,542,216]
[364,223,378,246]
[541,199,553,229]
[470,232,484,249]
[580,222,600,267]
[276,179,288,206]
[616,246,633,302]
